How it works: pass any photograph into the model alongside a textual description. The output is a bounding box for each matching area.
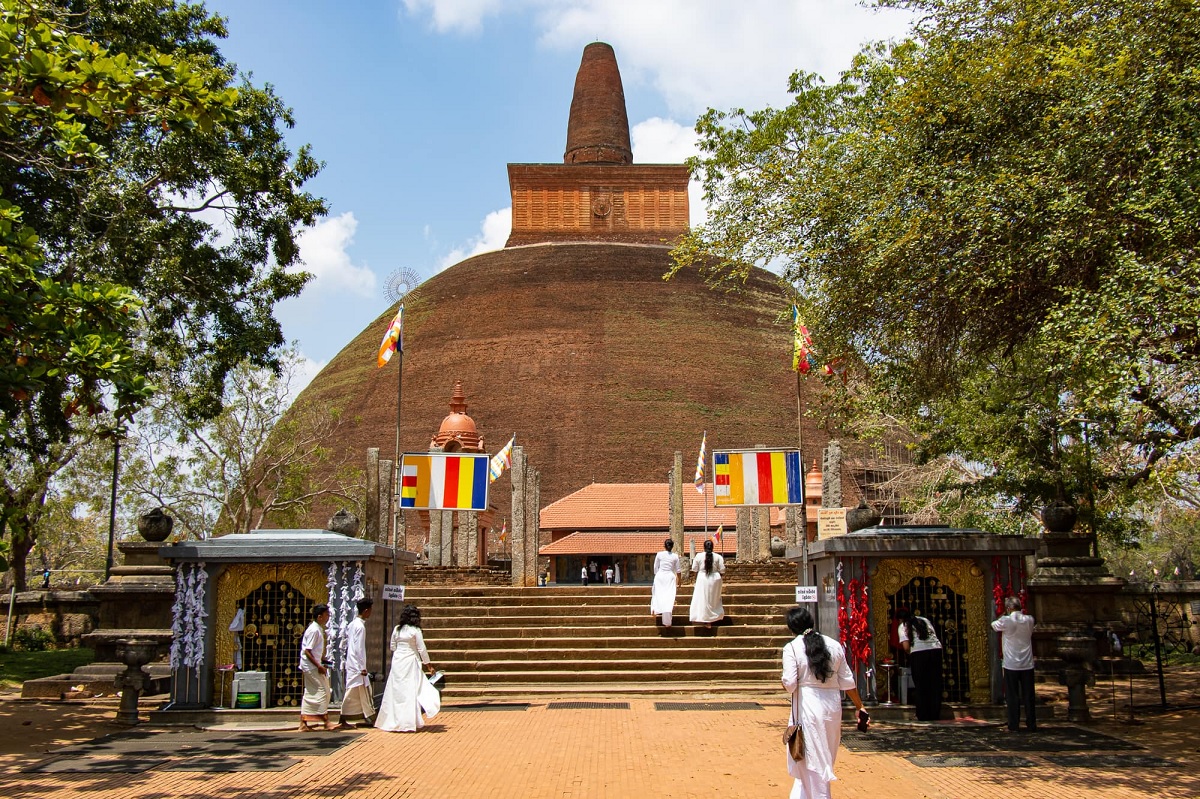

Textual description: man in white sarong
[299,603,336,731]
[339,598,375,728]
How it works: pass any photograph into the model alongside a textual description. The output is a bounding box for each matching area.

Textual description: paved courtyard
[1,686,1198,799]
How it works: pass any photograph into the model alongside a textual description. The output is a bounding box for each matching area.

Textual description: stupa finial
[564,42,632,165]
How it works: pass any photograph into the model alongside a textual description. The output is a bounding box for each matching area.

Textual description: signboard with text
[382,584,405,602]
[817,507,848,540]
[795,586,818,604]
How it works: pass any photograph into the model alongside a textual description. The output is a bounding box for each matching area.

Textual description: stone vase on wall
[137,509,174,542]
[845,502,881,533]
[1041,500,1078,533]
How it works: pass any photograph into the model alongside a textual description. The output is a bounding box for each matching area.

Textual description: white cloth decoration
[169,562,209,670]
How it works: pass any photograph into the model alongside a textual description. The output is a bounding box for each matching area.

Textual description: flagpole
[796,369,810,590]
[392,346,402,578]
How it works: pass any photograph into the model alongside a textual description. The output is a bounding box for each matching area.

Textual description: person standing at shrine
[896,607,944,721]
[604,564,614,585]
[339,598,375,728]
[650,538,681,626]
[688,539,726,627]
[992,596,1037,732]
[298,604,337,731]
[581,564,589,586]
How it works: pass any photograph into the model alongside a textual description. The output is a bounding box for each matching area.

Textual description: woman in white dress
[650,538,681,627]
[376,604,441,732]
[689,539,726,627]
[782,606,868,799]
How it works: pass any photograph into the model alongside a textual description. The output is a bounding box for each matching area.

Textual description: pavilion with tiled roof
[538,482,742,583]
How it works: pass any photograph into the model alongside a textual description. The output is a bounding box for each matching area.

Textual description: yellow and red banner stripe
[712,449,804,507]
[399,453,489,511]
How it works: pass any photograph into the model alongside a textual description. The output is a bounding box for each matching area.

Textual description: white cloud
[293,212,376,297]
[400,0,508,34]
[288,352,329,402]
[401,0,913,115]
[437,207,513,271]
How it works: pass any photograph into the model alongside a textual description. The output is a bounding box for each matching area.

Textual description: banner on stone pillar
[712,449,804,506]
[400,453,489,511]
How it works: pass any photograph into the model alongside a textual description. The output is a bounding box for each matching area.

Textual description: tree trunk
[9,529,35,591]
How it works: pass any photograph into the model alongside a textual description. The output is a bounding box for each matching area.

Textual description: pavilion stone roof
[540,483,739,531]
[540,531,738,557]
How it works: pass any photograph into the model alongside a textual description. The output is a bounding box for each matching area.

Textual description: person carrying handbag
[782,607,868,799]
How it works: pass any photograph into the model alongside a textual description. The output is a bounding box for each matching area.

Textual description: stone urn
[114,638,159,725]
[845,502,881,533]
[328,509,360,536]
[137,508,174,542]
[1041,500,1078,533]
[769,536,787,558]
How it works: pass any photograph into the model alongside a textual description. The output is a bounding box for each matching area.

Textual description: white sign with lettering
[795,586,819,604]
[382,584,405,602]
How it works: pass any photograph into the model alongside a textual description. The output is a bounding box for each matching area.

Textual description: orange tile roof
[539,531,739,556]
[540,483,739,530]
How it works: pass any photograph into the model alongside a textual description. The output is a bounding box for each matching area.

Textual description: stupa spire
[564,42,632,165]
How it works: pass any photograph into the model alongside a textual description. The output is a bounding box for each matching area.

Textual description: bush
[13,626,56,652]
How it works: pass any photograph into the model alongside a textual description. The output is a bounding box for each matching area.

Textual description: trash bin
[231,671,269,708]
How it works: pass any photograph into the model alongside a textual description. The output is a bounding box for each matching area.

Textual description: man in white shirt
[299,604,335,731]
[339,598,375,728]
[991,596,1037,732]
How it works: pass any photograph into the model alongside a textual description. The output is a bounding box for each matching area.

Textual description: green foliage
[1,0,326,587]
[674,0,1200,534]
[12,625,55,652]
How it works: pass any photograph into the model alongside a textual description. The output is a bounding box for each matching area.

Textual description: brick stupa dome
[282,43,827,545]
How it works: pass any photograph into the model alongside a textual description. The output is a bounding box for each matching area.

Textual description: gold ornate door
[871,558,990,704]
[214,563,327,708]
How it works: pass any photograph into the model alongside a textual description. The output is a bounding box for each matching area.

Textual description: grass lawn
[0,647,94,689]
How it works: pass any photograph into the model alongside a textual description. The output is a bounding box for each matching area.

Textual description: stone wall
[4,591,99,647]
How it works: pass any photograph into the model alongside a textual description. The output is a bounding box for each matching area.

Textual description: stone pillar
[466,512,479,567]
[670,451,684,561]
[736,508,752,561]
[428,510,443,567]
[366,448,380,542]
[822,441,842,509]
[756,507,771,561]
[456,510,469,566]
[525,468,540,585]
[440,511,454,566]
[378,458,394,547]
[785,505,801,547]
[397,509,408,554]
[512,446,527,587]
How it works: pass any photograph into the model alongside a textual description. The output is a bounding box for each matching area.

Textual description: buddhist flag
[711,525,723,546]
[377,304,404,368]
[693,431,707,494]
[499,519,507,543]
[489,435,515,484]
[792,305,817,374]
[399,453,489,511]
[713,449,804,507]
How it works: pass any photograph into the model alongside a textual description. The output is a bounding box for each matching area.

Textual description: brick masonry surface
[1,695,1197,799]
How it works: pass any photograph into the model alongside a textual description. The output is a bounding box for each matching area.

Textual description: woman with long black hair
[783,607,867,799]
[376,604,441,732]
[688,539,725,627]
[896,607,944,721]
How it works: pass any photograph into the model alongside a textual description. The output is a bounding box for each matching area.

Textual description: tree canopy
[1,0,326,586]
[672,0,1200,530]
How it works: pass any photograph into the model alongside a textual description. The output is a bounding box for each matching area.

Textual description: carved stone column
[512,446,527,587]
[428,509,443,567]
[366,448,380,542]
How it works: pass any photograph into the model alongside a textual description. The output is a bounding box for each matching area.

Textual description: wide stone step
[405,586,797,601]
[421,622,790,638]
[439,681,782,699]
[421,603,794,619]
[437,657,772,673]
[423,635,789,650]
[419,613,789,630]
[443,667,780,683]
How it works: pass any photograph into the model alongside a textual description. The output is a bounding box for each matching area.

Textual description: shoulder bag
[784,642,805,760]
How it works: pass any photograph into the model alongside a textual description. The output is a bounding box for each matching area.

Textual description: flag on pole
[693,431,707,494]
[792,304,817,374]
[489,435,515,483]
[499,519,507,543]
[711,525,723,546]
[377,304,404,368]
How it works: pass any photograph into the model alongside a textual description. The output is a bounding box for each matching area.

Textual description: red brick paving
[1,691,1197,799]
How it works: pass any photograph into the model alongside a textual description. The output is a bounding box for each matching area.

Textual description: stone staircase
[406,583,796,698]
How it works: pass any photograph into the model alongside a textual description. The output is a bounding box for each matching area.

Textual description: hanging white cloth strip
[169,562,209,670]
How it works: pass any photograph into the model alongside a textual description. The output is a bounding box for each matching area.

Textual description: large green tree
[1,0,325,587]
[673,0,1200,533]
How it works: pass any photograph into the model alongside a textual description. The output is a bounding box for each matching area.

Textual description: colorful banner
[712,449,804,507]
[399,453,489,511]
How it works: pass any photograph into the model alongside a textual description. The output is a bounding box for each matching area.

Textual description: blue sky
[200,0,914,389]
